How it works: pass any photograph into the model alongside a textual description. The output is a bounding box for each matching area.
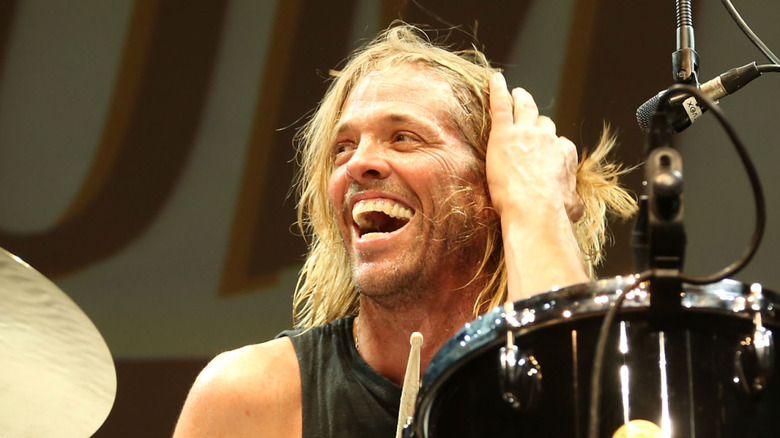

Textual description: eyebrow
[334,112,439,137]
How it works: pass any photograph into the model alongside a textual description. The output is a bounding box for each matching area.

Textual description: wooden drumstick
[395,332,424,438]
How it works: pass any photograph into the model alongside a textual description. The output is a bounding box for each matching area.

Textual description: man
[174,23,636,437]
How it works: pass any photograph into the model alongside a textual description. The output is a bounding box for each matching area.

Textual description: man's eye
[394,133,417,143]
[332,143,354,162]
[334,142,353,153]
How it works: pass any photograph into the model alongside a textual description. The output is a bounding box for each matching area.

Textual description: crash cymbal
[0,248,116,437]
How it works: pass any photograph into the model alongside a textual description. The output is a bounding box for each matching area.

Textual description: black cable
[757,64,780,73]
[721,0,780,64]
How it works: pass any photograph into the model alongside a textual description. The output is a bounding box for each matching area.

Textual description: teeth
[352,199,414,230]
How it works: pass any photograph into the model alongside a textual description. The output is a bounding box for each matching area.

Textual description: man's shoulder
[205,337,299,385]
[173,338,301,437]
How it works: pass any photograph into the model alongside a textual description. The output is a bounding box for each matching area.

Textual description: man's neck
[354,285,481,386]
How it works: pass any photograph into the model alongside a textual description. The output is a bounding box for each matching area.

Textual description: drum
[405,276,780,437]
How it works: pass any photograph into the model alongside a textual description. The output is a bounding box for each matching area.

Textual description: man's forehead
[335,65,458,129]
[347,65,455,104]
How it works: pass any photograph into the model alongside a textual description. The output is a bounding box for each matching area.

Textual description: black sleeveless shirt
[278,316,401,437]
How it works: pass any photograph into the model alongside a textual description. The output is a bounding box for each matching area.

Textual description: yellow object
[612,419,663,438]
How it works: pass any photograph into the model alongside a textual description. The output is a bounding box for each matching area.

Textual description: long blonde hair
[292,23,637,328]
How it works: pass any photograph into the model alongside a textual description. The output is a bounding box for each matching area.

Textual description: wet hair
[292,22,636,328]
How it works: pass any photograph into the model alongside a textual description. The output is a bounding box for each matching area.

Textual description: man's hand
[486,72,588,300]
[486,72,583,222]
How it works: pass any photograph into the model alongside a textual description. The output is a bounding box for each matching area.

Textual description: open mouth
[352,199,414,238]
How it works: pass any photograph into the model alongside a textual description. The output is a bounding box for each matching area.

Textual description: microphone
[636,62,762,133]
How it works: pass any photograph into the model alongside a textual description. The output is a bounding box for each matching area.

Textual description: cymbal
[0,248,116,437]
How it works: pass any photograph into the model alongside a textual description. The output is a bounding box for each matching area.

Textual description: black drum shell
[407,278,780,438]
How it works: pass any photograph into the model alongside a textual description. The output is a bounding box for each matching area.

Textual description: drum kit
[406,278,779,437]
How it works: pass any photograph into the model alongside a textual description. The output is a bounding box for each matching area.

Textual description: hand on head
[486,72,584,223]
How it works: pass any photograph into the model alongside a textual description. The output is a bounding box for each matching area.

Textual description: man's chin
[353,269,431,308]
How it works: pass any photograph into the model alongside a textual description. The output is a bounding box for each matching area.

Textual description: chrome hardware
[499,328,542,410]
[734,284,775,395]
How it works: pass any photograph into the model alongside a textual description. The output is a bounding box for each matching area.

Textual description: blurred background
[0,0,777,435]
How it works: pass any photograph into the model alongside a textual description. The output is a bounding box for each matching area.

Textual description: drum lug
[499,339,542,411]
[734,326,775,395]
[734,284,775,395]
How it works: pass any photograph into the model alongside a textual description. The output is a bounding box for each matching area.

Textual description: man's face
[327,64,487,308]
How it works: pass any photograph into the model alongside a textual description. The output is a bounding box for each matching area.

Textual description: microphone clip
[672,46,699,85]
[633,105,687,311]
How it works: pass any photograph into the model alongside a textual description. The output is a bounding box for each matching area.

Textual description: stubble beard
[351,250,438,311]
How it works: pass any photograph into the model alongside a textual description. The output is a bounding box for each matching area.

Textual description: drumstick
[395,332,424,438]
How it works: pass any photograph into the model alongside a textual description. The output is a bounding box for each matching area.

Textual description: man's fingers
[489,72,514,127]
[535,115,556,133]
[489,75,543,129]
[511,87,539,126]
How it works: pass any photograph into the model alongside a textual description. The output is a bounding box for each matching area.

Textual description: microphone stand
[633,0,697,310]
[639,110,686,311]
[595,2,772,437]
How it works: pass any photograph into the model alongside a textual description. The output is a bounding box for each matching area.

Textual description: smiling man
[174,23,636,437]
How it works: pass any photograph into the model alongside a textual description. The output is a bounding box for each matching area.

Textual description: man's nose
[345,141,391,183]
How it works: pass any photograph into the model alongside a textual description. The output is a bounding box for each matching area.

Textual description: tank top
[278,316,401,437]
